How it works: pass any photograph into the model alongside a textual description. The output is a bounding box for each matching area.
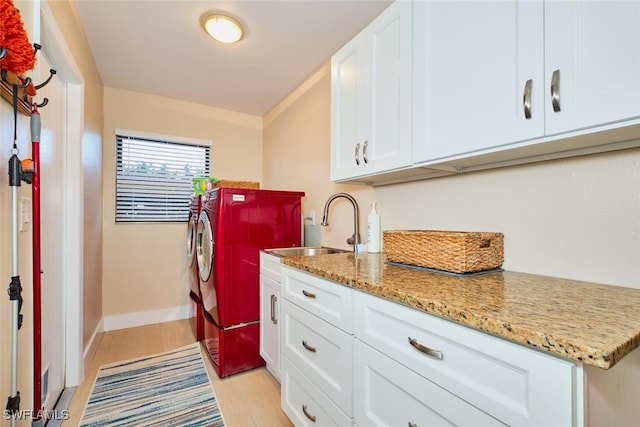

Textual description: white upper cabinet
[413,0,640,167]
[413,0,544,163]
[331,1,413,181]
[414,0,544,162]
[544,1,640,135]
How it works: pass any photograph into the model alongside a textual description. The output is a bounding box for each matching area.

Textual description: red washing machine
[196,187,304,378]
[186,194,204,341]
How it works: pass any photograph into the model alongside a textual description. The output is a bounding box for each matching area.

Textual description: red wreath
[0,0,36,75]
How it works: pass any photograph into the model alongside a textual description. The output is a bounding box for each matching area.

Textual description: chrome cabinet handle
[408,337,443,360]
[550,69,561,112]
[354,142,360,165]
[523,79,533,119]
[363,140,368,163]
[270,294,277,325]
[302,340,317,352]
[302,404,317,422]
[302,290,316,299]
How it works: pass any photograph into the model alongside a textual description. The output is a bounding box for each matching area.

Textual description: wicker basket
[212,180,260,189]
[383,230,504,274]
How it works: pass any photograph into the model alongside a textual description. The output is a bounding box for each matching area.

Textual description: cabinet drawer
[281,357,352,427]
[354,290,576,427]
[281,298,353,416]
[354,339,505,427]
[282,266,353,333]
[260,251,282,282]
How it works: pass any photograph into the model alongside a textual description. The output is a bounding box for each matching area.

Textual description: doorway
[38,0,85,399]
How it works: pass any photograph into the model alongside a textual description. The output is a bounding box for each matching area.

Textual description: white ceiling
[73,0,393,116]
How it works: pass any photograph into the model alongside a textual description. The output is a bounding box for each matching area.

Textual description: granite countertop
[281,252,640,370]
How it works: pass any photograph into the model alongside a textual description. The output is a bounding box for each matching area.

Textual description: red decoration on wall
[0,0,36,75]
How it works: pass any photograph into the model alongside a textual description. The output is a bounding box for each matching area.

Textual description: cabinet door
[413,0,544,164]
[259,274,280,380]
[331,35,369,181]
[331,1,412,181]
[366,0,412,175]
[544,1,640,135]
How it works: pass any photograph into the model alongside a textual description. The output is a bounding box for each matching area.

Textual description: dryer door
[196,211,214,282]
[186,214,197,267]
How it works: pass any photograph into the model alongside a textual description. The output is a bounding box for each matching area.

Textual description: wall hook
[34,69,56,90]
[1,69,31,89]
[0,47,7,60]
[33,43,41,55]
[35,97,48,108]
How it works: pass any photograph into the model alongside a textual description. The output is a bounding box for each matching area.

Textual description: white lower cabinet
[281,357,352,427]
[280,266,582,427]
[280,266,354,425]
[281,299,353,414]
[259,273,280,379]
[260,252,283,381]
[354,290,579,427]
[354,339,505,426]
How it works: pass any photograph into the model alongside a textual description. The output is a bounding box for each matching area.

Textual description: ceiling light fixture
[202,14,243,44]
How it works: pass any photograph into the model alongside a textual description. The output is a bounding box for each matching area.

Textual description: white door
[544,0,640,135]
[259,274,280,380]
[331,1,412,181]
[37,51,66,411]
[412,0,544,163]
[331,36,367,181]
[367,0,412,174]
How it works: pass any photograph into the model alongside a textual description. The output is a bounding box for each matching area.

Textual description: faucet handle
[346,233,361,246]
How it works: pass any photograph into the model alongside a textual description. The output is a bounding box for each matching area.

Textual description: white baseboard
[83,318,104,379]
[103,305,191,332]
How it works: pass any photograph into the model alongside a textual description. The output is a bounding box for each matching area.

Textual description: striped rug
[80,343,225,426]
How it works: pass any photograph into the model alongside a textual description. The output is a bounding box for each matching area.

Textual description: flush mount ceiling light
[202,14,243,44]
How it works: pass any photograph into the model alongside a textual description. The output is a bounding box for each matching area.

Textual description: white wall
[102,87,263,329]
[376,150,640,288]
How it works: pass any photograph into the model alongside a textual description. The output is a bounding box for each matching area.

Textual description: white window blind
[116,134,210,223]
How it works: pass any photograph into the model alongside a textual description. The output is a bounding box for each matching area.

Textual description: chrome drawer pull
[302,290,316,298]
[270,294,277,325]
[550,69,561,112]
[408,337,443,360]
[523,79,533,119]
[354,142,360,165]
[302,340,317,352]
[302,404,317,422]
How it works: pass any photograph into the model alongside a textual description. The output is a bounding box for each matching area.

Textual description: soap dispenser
[367,202,381,253]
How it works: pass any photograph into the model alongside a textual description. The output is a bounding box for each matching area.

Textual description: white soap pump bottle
[367,202,381,253]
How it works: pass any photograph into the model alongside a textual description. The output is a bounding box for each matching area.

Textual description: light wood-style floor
[61,319,293,427]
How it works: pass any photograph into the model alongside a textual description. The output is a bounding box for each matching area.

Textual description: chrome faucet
[321,192,361,252]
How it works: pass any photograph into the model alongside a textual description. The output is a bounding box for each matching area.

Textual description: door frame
[39,0,85,387]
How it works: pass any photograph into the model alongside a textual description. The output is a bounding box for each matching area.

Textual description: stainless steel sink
[265,246,349,257]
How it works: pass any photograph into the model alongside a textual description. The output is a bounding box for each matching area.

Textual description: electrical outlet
[19,197,31,232]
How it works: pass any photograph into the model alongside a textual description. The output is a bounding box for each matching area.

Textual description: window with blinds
[115,134,210,223]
